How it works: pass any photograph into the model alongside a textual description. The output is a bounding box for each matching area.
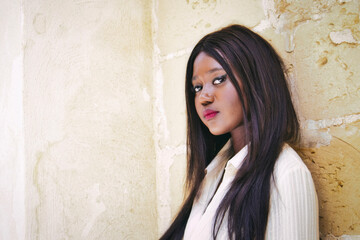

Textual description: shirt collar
[205,139,248,174]
[227,144,248,170]
[205,140,232,174]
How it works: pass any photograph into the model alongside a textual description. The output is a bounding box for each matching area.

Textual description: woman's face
[192,52,245,137]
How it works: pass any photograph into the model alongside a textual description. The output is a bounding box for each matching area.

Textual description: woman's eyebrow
[192,67,224,81]
[207,67,223,74]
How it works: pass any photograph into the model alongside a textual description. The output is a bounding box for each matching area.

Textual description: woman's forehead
[192,52,225,80]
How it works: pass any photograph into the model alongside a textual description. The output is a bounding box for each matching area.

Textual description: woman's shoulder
[273,143,312,182]
[271,143,317,203]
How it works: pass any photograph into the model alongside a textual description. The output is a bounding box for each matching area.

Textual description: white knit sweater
[183,141,319,240]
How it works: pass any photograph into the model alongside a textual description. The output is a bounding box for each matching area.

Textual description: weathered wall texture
[154,0,360,239]
[0,0,359,239]
[23,0,157,239]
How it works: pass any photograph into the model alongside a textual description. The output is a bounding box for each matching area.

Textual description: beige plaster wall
[23,0,157,239]
[0,0,25,239]
[0,0,359,239]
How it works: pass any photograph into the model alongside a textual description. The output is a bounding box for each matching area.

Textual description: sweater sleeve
[276,167,319,240]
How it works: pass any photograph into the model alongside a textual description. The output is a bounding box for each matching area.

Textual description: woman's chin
[208,128,227,136]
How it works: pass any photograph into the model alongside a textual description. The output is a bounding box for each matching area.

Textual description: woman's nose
[199,85,214,105]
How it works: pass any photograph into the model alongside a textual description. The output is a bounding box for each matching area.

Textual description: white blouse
[183,141,319,240]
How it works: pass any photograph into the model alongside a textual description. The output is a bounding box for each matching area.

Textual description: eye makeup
[191,74,228,93]
[213,74,227,85]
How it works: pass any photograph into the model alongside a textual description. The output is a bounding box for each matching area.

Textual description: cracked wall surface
[1,0,359,239]
[299,120,360,237]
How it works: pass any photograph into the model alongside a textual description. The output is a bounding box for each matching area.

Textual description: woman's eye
[213,74,227,85]
[193,85,202,93]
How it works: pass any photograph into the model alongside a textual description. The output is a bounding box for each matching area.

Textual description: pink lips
[203,109,219,120]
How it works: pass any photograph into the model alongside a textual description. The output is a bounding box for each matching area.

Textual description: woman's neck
[231,125,246,153]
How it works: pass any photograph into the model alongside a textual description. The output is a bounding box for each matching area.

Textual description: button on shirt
[183,140,319,240]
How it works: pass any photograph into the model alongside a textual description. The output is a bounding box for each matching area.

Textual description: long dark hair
[160,24,299,240]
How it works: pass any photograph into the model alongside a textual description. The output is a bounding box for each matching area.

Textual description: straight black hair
[160,24,299,240]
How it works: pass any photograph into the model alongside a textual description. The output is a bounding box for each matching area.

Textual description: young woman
[160,25,318,240]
